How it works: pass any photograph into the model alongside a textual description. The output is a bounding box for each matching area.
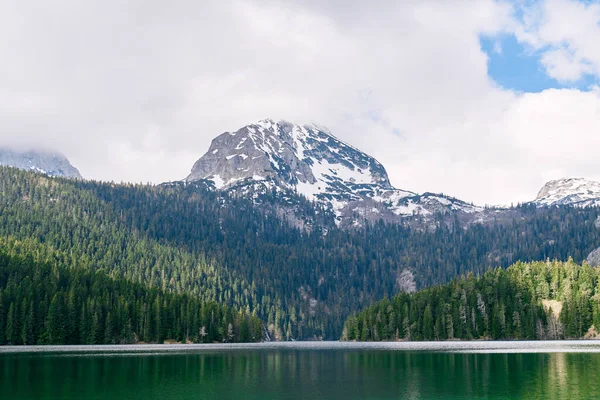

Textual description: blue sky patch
[480,34,597,93]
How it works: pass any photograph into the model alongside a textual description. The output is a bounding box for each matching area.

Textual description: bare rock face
[0,148,82,179]
[534,178,600,208]
[185,119,482,226]
[396,269,417,293]
[186,119,393,195]
[587,247,600,267]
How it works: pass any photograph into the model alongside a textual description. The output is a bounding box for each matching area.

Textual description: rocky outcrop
[587,247,600,267]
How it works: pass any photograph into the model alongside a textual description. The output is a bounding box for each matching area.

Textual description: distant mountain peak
[186,119,394,194]
[0,147,82,179]
[185,119,482,226]
[534,177,600,207]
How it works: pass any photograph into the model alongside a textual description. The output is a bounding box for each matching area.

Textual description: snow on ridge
[186,119,482,223]
[534,177,600,207]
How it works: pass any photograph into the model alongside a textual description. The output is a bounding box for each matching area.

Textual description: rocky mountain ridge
[184,119,483,226]
[533,177,600,208]
[5,122,597,228]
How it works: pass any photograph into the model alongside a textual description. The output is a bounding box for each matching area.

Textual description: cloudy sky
[1,0,599,206]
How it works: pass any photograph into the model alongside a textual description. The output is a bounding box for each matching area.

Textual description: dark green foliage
[0,247,262,345]
[342,260,600,341]
[1,166,600,339]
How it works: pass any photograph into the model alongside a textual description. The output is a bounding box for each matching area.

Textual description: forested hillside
[0,239,262,345]
[342,260,600,341]
[1,166,600,339]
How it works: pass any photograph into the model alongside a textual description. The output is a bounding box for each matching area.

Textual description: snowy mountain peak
[534,177,600,207]
[186,119,395,199]
[0,148,82,179]
[185,120,482,225]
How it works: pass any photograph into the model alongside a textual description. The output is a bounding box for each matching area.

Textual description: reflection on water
[1,347,600,399]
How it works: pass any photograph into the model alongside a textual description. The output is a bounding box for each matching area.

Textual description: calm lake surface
[2,341,600,400]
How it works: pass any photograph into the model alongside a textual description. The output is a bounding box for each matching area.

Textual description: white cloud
[515,0,600,82]
[1,0,600,206]
[540,48,594,82]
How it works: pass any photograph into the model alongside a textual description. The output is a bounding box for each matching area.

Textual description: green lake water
[1,342,600,399]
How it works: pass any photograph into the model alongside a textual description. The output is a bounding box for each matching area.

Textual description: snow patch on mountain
[533,178,600,207]
[185,119,483,225]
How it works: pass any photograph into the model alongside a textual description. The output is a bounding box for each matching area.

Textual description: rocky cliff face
[0,148,82,179]
[533,178,600,207]
[187,119,395,196]
[185,119,482,226]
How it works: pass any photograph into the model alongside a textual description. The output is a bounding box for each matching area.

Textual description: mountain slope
[185,119,482,226]
[0,167,266,335]
[533,178,600,207]
[0,148,81,178]
[0,240,262,345]
[343,260,600,341]
[2,167,600,339]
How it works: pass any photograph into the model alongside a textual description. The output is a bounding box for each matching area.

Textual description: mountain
[185,119,482,226]
[0,148,81,179]
[533,178,600,207]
